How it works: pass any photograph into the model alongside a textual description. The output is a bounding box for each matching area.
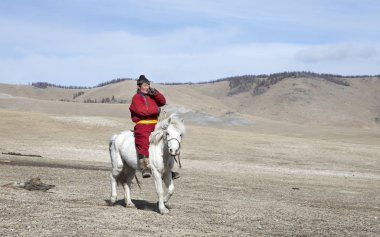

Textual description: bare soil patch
[0,108,379,236]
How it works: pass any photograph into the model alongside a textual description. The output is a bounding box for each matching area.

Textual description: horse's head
[151,114,186,156]
[165,115,185,156]
[165,124,182,156]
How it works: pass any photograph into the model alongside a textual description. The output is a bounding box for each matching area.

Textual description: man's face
[139,82,150,94]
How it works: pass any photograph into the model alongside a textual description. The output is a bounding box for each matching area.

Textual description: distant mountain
[222,75,380,127]
[1,72,380,127]
[31,78,133,89]
[224,71,354,96]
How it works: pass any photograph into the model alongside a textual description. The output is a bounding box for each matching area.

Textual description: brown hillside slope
[72,80,135,103]
[76,80,233,116]
[222,77,380,127]
[0,83,83,101]
[1,77,379,127]
[0,81,233,117]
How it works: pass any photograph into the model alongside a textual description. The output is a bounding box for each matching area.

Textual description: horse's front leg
[163,171,174,204]
[152,169,169,214]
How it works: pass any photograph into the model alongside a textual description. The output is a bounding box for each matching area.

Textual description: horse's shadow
[105,199,159,212]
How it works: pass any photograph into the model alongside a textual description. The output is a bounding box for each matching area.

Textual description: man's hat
[137,75,150,85]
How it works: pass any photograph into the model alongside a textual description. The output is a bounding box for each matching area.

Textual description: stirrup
[142,168,152,178]
[172,171,180,179]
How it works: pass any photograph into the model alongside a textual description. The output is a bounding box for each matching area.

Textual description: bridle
[166,137,181,150]
[165,136,182,168]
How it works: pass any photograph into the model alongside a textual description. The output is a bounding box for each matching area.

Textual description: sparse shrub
[32,82,49,89]
[84,98,97,103]
[95,78,133,88]
[83,97,128,104]
[32,82,88,89]
[101,97,111,103]
[225,71,352,96]
[73,91,85,99]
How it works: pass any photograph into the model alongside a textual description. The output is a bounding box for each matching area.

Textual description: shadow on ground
[105,199,158,212]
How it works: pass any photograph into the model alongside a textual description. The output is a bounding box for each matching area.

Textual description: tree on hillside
[32,82,89,89]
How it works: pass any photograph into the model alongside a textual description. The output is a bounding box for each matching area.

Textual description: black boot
[138,155,152,178]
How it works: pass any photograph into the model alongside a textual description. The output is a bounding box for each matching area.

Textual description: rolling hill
[1,73,379,127]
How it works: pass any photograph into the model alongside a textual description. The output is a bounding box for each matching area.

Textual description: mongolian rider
[129,75,179,179]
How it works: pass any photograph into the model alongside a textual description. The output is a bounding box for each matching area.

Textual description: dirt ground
[0,109,380,236]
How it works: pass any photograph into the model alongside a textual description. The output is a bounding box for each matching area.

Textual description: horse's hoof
[156,202,170,214]
[126,203,135,208]
[159,207,170,215]
[109,197,117,206]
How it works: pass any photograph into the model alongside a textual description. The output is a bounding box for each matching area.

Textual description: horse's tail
[108,135,117,165]
[109,134,117,149]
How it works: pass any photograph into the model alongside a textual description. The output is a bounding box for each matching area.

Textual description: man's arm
[149,88,166,106]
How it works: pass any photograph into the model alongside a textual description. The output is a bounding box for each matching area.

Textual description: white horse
[108,114,186,214]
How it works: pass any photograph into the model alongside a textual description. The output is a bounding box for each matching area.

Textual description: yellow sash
[136,120,158,124]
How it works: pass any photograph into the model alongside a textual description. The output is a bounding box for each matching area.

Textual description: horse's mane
[158,113,185,134]
[150,114,186,145]
[169,114,186,135]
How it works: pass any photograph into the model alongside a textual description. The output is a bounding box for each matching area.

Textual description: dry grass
[0,78,379,235]
[0,107,379,236]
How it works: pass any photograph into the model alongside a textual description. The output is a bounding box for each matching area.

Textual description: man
[129,75,180,179]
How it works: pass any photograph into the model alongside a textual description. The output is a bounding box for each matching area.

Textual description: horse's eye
[166,132,169,136]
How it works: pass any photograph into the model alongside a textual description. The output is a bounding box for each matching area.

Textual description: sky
[0,0,379,86]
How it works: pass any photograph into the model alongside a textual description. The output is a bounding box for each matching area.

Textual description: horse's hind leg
[110,170,120,205]
[123,166,136,208]
[109,140,123,205]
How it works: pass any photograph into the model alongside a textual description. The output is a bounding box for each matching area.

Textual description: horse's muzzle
[169,148,179,156]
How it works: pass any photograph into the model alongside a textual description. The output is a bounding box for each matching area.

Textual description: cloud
[295,43,379,63]
[1,30,380,86]
[1,1,380,86]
